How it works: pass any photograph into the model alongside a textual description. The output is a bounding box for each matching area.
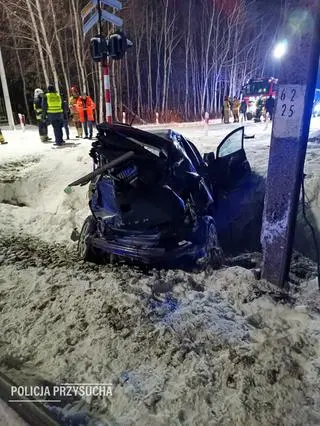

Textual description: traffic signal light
[108,31,133,60]
[90,32,133,62]
[90,35,108,62]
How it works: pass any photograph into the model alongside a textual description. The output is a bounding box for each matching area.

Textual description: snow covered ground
[0,119,320,425]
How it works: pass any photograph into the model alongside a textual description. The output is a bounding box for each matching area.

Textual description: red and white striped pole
[103,59,112,124]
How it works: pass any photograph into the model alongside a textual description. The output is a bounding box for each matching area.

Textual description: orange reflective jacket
[76,96,96,122]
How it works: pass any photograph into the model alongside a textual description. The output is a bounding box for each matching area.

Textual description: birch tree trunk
[25,0,49,86]
[200,0,215,114]
[146,5,154,115]
[161,0,169,116]
[34,0,59,89]
[184,0,192,120]
[125,54,131,112]
[70,0,86,92]
[49,0,69,93]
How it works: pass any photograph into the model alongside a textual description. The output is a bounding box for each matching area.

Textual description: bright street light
[273,40,288,60]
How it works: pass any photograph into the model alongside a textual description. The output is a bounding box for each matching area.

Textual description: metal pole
[261,0,320,287]
[0,48,15,130]
[97,0,112,123]
[103,60,112,123]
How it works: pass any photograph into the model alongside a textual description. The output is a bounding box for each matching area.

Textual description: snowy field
[0,119,320,425]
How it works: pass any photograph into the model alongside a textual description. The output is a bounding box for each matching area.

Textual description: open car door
[214,127,251,192]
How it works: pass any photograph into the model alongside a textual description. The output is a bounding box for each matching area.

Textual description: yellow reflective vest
[34,104,42,120]
[46,92,63,113]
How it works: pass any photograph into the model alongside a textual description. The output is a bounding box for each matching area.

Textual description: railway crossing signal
[81,0,132,123]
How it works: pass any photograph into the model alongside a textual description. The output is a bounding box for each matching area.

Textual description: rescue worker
[42,84,64,146]
[76,93,96,139]
[265,95,275,121]
[69,86,83,138]
[240,99,247,122]
[223,96,231,124]
[232,96,240,123]
[33,88,50,142]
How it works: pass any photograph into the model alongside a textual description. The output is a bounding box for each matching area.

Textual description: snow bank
[0,128,92,245]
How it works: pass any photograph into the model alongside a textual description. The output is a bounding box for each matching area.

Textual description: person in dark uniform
[240,100,247,122]
[265,95,275,121]
[34,88,50,142]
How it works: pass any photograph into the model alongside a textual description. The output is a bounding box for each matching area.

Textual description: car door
[215,127,251,192]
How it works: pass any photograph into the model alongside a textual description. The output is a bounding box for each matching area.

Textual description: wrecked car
[68,123,251,267]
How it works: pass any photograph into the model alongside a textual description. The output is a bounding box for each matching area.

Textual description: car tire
[78,215,98,262]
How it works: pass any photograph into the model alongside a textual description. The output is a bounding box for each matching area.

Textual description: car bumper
[88,236,207,265]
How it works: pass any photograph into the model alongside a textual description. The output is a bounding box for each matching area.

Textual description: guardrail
[0,371,59,426]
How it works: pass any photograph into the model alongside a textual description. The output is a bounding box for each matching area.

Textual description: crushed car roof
[96,123,189,158]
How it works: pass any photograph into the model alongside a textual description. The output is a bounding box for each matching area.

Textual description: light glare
[273,41,288,59]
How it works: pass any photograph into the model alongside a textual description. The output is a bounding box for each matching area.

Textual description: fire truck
[241,77,278,120]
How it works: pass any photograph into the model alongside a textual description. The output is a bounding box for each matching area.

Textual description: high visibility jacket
[46,92,63,113]
[34,96,43,120]
[76,96,96,123]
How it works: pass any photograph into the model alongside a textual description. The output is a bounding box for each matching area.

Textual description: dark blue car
[69,123,251,268]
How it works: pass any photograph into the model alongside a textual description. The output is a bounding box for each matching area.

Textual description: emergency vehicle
[241,77,278,120]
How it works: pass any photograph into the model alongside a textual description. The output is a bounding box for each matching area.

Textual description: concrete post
[261,0,320,287]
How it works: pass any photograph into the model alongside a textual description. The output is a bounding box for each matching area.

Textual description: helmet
[71,85,79,95]
[34,88,43,98]
[47,84,55,93]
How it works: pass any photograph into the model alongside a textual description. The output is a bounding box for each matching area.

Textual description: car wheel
[78,215,97,262]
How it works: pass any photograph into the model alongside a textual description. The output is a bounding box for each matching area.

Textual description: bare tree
[70,0,86,92]
[0,0,283,123]
[25,0,50,86]
[34,0,59,89]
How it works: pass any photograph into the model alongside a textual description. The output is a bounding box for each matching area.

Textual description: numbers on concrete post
[273,85,306,138]
[280,88,297,118]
